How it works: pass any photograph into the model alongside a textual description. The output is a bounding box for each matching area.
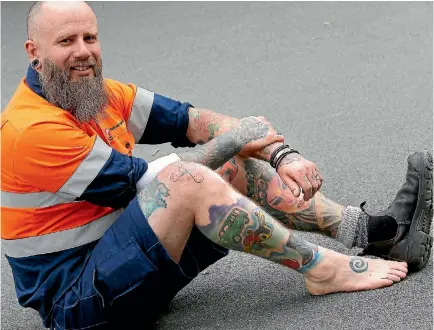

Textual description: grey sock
[335,206,369,249]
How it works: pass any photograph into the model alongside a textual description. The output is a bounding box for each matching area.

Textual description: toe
[390,261,408,273]
[390,268,407,279]
[386,273,401,283]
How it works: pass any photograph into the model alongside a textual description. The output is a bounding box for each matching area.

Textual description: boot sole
[391,151,433,270]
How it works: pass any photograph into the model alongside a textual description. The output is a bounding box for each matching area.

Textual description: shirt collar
[26,64,47,100]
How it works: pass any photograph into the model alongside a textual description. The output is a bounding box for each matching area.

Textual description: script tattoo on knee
[170,163,204,183]
[137,178,170,218]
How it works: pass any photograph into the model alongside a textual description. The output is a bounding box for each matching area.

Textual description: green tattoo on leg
[199,199,321,272]
[137,179,170,218]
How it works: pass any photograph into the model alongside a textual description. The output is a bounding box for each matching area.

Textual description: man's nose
[73,39,91,60]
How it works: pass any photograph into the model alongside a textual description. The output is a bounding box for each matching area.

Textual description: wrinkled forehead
[38,4,98,41]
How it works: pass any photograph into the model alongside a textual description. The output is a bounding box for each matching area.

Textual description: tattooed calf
[285,233,315,266]
[243,210,274,252]
[217,207,250,247]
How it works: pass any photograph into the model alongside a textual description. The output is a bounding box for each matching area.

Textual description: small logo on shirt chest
[104,120,124,141]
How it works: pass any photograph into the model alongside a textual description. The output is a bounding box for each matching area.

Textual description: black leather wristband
[270,144,289,168]
[274,149,300,170]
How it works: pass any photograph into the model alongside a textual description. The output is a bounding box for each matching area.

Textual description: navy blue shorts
[51,197,228,330]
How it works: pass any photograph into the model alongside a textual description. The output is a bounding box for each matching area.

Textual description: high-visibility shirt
[1,65,195,323]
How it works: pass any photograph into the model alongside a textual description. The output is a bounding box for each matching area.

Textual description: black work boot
[359,150,433,271]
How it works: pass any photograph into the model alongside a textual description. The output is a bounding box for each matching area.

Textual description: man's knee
[157,160,228,193]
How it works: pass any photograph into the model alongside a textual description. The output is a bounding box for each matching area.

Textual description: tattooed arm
[185,108,285,162]
[186,108,239,145]
[179,116,283,170]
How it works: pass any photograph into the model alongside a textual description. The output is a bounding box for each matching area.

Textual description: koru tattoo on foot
[170,164,204,183]
[349,257,368,273]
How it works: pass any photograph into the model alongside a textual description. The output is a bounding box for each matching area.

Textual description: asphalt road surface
[1,2,433,330]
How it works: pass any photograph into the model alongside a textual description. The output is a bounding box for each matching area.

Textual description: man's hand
[276,153,323,201]
[237,116,284,157]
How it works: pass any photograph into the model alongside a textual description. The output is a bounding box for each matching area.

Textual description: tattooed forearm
[179,117,269,170]
[254,142,284,162]
[187,108,240,144]
[198,198,321,272]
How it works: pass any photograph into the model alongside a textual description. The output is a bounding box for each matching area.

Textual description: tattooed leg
[217,156,345,237]
[138,160,407,295]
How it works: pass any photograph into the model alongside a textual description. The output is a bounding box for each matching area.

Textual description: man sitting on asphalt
[1,1,432,329]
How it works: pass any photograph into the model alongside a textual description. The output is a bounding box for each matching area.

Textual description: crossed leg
[216,155,345,238]
[138,160,407,296]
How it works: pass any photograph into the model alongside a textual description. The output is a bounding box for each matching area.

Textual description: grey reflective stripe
[2,209,123,258]
[57,137,112,200]
[127,87,154,142]
[1,190,74,208]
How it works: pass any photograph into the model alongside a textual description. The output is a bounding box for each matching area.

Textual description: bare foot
[304,247,408,295]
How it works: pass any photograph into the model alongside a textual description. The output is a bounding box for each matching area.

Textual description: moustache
[66,59,99,70]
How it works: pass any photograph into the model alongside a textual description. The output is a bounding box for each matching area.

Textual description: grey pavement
[1,2,433,330]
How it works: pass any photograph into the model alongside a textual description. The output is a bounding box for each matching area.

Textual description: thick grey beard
[38,58,109,123]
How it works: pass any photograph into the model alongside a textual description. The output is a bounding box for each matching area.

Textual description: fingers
[264,126,285,145]
[256,117,284,141]
[299,174,313,201]
[292,167,323,201]
[310,169,323,194]
[282,176,302,198]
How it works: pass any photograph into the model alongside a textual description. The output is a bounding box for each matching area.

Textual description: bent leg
[217,155,345,237]
[138,160,407,295]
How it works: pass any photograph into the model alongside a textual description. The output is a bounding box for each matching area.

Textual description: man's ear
[24,39,39,62]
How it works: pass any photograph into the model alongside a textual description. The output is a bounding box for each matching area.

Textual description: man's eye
[60,39,71,44]
[85,36,97,41]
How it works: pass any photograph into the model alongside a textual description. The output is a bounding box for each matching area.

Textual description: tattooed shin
[244,158,296,225]
[244,158,344,237]
[198,199,321,272]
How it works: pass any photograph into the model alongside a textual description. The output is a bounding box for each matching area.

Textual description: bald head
[24,1,105,123]
[27,1,95,40]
